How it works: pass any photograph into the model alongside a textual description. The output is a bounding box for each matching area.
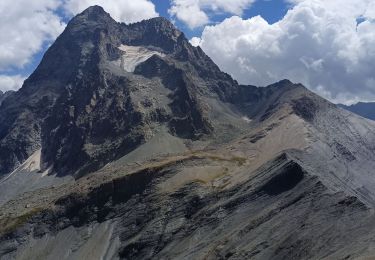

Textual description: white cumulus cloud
[197,0,375,104]
[190,37,202,47]
[0,75,26,92]
[63,0,158,24]
[169,0,255,29]
[0,0,66,71]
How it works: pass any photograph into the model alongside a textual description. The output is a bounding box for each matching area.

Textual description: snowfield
[118,45,165,72]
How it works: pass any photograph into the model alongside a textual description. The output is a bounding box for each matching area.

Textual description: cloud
[197,0,375,104]
[0,75,26,92]
[0,0,66,71]
[0,0,158,71]
[169,0,255,29]
[190,37,202,47]
[0,0,158,92]
[63,0,158,24]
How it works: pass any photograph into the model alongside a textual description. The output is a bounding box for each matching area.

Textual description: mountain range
[0,6,375,260]
[339,102,375,121]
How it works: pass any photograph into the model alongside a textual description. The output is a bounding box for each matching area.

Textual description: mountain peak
[66,5,115,30]
[82,5,105,13]
[0,7,328,178]
[143,16,175,26]
[277,79,294,85]
[79,5,109,19]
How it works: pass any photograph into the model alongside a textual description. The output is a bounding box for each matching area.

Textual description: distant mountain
[339,102,375,120]
[1,6,375,260]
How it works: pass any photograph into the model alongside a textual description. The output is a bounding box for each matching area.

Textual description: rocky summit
[1,6,375,260]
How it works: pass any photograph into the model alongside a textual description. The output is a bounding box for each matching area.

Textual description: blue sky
[1,0,375,104]
[153,0,289,39]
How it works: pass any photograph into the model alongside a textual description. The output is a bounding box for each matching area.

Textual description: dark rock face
[0,91,13,106]
[292,96,318,121]
[0,6,239,177]
[0,89,48,174]
[259,161,305,196]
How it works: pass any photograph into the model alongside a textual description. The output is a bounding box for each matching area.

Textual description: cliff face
[1,5,375,260]
[0,6,242,177]
[0,91,13,106]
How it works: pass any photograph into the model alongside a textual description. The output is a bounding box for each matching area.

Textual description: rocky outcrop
[0,91,13,106]
[1,153,373,260]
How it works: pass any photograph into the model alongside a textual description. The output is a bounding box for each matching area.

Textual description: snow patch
[41,166,53,177]
[118,45,165,72]
[0,149,41,184]
[242,116,252,123]
[19,149,41,173]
